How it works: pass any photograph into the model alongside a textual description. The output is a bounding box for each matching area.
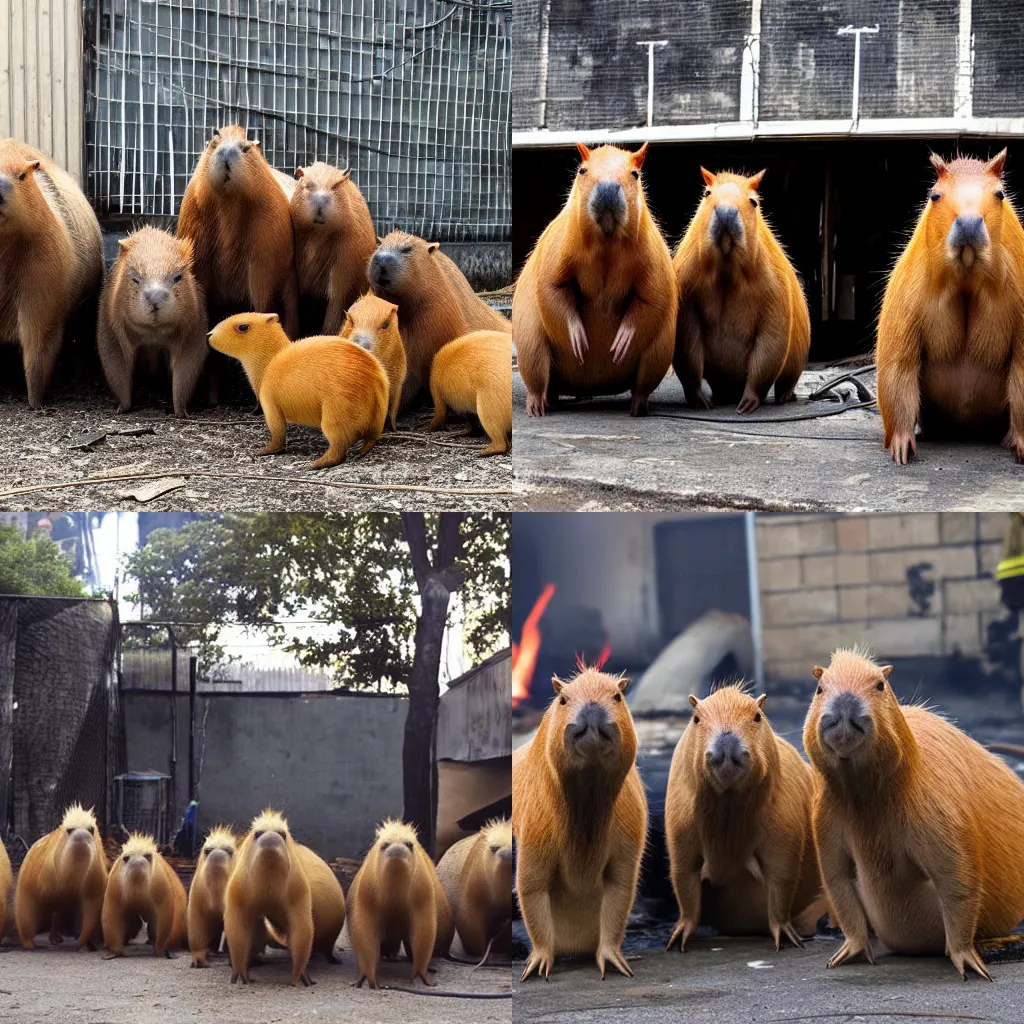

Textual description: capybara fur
[664,685,824,953]
[0,139,103,407]
[436,818,513,960]
[187,826,237,968]
[177,125,299,338]
[347,820,453,989]
[804,648,1024,980]
[428,331,512,455]
[512,666,648,980]
[340,293,406,429]
[208,312,388,469]
[102,833,187,958]
[97,226,208,417]
[223,810,314,986]
[368,231,510,409]
[267,844,346,963]
[876,151,1024,463]
[513,143,676,417]
[0,835,10,940]
[672,168,810,413]
[292,162,376,334]
[14,804,107,950]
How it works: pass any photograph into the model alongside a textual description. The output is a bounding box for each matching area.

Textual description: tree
[0,525,87,597]
[123,512,510,854]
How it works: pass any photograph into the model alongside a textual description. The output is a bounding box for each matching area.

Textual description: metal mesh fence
[84,0,511,241]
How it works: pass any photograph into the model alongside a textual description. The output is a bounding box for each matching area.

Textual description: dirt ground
[0,384,512,512]
[0,936,512,1024]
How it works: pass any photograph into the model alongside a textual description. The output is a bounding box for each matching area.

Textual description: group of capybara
[512,648,1024,982]
[514,142,1024,464]
[0,806,513,989]
[0,128,512,467]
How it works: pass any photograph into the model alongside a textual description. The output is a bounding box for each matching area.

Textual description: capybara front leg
[409,905,438,986]
[224,909,252,984]
[286,907,314,986]
[596,870,636,979]
[927,847,991,981]
[78,894,104,952]
[280,273,301,341]
[757,846,805,950]
[1004,340,1024,461]
[22,325,63,410]
[257,401,288,457]
[815,820,874,969]
[666,863,702,952]
[513,286,552,417]
[876,314,922,464]
[737,331,784,414]
[15,892,39,950]
[631,322,674,417]
[673,304,710,409]
[517,877,556,981]
[97,318,135,413]
[352,920,381,988]
[101,907,126,958]
[171,343,207,419]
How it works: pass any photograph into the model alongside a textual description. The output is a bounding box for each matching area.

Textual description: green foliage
[0,525,87,598]
[123,513,510,690]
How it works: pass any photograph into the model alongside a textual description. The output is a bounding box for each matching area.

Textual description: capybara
[347,820,454,988]
[177,125,299,338]
[97,226,208,417]
[512,666,648,980]
[368,231,510,409]
[224,810,314,986]
[428,331,512,455]
[292,162,376,334]
[0,835,10,939]
[102,833,187,958]
[672,168,810,412]
[340,293,406,429]
[15,804,107,950]
[664,685,824,952]
[208,312,389,469]
[512,143,676,417]
[0,139,103,407]
[804,648,1024,980]
[187,826,237,967]
[877,150,1024,463]
[436,818,513,961]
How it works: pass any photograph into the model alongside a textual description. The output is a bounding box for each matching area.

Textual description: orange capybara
[0,139,103,407]
[804,648,1024,980]
[513,143,676,417]
[339,293,406,430]
[97,226,208,417]
[368,231,510,409]
[672,168,810,412]
[512,665,648,981]
[428,331,512,455]
[208,312,388,469]
[664,685,824,953]
[877,150,1024,463]
[177,125,299,338]
[291,162,376,334]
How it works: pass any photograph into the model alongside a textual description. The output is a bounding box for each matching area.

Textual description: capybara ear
[688,694,699,709]
[18,160,40,181]
[986,148,1008,179]
[552,674,564,695]
[118,237,132,253]
[631,142,649,170]
[755,693,767,709]
[812,665,825,681]
[264,313,279,325]
[252,137,261,148]
[294,167,304,179]
[617,676,631,694]
[426,242,440,254]
[747,169,766,191]
[929,152,949,176]
[212,127,221,137]
[576,142,591,163]
[339,168,352,182]
[376,235,383,245]
[700,166,716,188]
[880,665,893,680]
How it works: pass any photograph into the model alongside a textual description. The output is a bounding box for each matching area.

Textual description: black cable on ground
[378,986,513,999]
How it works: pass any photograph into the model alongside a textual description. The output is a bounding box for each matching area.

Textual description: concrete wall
[122,691,406,861]
[755,513,1009,679]
[437,650,512,762]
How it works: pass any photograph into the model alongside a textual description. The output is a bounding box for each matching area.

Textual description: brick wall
[756,513,1011,680]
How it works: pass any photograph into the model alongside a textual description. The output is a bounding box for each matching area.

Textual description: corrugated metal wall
[0,0,85,183]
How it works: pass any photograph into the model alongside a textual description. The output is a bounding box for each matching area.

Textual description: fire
[512,583,555,709]
[576,638,611,672]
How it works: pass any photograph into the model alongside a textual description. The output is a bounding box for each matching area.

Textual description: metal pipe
[744,512,765,689]
[188,655,197,805]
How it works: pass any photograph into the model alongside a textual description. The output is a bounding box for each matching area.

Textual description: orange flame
[512,583,556,709]
[575,638,612,672]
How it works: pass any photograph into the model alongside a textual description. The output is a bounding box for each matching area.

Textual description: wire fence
[84,0,511,241]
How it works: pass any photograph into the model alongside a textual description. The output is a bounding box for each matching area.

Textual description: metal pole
[744,512,765,688]
[188,656,197,804]
[168,632,177,822]
[636,41,668,128]
[852,31,861,123]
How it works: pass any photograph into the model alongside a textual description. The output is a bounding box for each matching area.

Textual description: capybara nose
[206,848,230,867]
[572,700,611,738]
[214,144,239,171]
[949,214,988,250]
[370,251,397,284]
[497,847,514,864]
[312,194,329,216]
[706,731,749,774]
[352,330,374,351]
[256,831,285,851]
[588,181,626,234]
[819,691,871,755]
[68,827,93,845]
[383,842,411,861]
[710,204,744,245]
[143,285,169,311]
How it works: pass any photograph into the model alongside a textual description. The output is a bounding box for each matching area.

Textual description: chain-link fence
[84,0,511,241]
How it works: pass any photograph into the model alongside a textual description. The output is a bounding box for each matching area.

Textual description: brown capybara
[0,139,103,407]
[292,162,376,334]
[340,293,406,429]
[347,820,453,989]
[513,143,676,418]
[804,648,1024,980]
[512,666,648,981]
[208,312,388,469]
[368,231,510,409]
[428,331,512,455]
[672,168,810,413]
[436,818,513,961]
[97,226,208,417]
[102,833,187,958]
[187,826,237,968]
[0,835,10,940]
[877,151,1024,463]
[664,685,824,953]
[224,810,314,986]
[177,125,299,338]
[14,804,107,950]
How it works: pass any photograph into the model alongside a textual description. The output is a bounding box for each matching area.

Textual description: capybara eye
[930,191,942,202]
[558,695,567,706]
[402,245,414,255]
[172,272,183,284]
[381,320,390,330]
[613,691,622,702]
[237,323,250,334]
[578,167,587,176]
[703,188,711,198]
[88,826,95,834]
[253,829,263,839]
[754,712,762,722]
[750,198,759,208]
[489,845,500,853]
[204,848,211,855]
[144,853,152,863]
[631,170,639,180]
[67,827,74,835]
[123,855,129,862]
[876,680,885,691]
[692,715,700,725]
[816,685,823,695]
[277,830,287,839]
[381,842,389,851]
[241,144,252,154]
[405,841,413,851]
[995,189,1006,201]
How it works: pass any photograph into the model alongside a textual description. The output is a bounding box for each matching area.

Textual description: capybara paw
[595,942,633,980]
[770,920,805,951]
[735,393,761,414]
[521,948,554,981]
[191,958,209,969]
[886,431,917,465]
[948,945,993,982]
[414,970,436,987]
[297,972,315,987]
[568,317,589,363]
[526,393,547,417]
[102,951,124,961]
[665,919,696,952]
[230,971,251,984]
[1002,428,1024,462]
[353,975,377,989]
[826,938,874,969]
[610,322,635,365]
[630,394,650,417]
[687,390,712,411]
[256,444,286,457]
